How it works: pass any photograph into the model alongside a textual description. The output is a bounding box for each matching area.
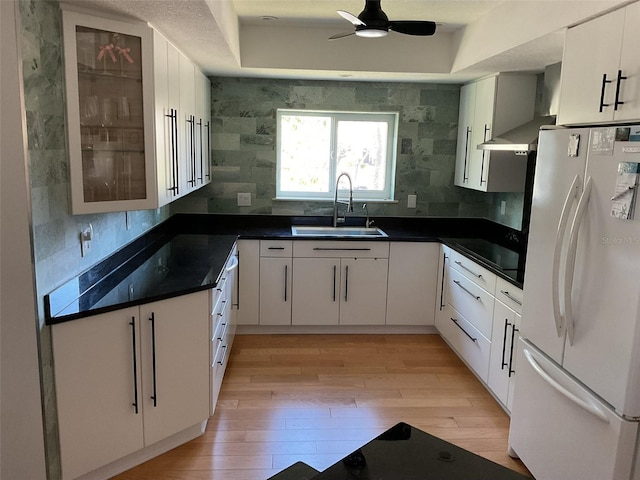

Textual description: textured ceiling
[58,0,630,82]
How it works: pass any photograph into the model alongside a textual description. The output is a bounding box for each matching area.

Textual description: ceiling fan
[329,0,437,40]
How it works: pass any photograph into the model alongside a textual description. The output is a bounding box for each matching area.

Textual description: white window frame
[276,109,398,201]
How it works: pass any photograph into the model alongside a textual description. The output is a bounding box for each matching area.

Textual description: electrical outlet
[500,200,506,215]
[237,192,252,207]
[407,194,417,209]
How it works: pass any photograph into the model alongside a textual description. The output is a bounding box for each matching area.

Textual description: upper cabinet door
[62,10,158,214]
[558,8,624,125]
[454,83,476,187]
[468,76,497,189]
[617,2,640,122]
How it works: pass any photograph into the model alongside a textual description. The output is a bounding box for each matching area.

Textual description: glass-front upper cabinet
[62,10,157,214]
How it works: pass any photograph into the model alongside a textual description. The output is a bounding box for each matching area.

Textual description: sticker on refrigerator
[611,162,640,220]
[591,128,616,155]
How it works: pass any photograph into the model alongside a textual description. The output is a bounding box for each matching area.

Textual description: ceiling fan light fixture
[356,28,388,38]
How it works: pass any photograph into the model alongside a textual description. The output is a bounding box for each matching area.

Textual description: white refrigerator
[508,126,640,480]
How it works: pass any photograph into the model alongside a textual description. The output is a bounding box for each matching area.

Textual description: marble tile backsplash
[172,76,505,222]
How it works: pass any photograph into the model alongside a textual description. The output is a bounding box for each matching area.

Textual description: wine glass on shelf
[81,95,99,126]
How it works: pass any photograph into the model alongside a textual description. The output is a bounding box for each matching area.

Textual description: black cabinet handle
[205,121,211,180]
[165,109,179,195]
[284,264,288,302]
[344,265,349,302]
[615,70,627,111]
[235,251,240,309]
[149,312,158,407]
[129,317,139,414]
[599,73,612,112]
[197,119,203,183]
[187,116,196,186]
[501,318,512,370]
[463,126,471,182]
[332,265,337,302]
[479,124,490,185]
[508,326,519,377]
[439,253,447,310]
[451,318,477,343]
[453,279,481,301]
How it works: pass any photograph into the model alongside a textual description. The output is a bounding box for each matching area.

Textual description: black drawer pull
[451,318,477,343]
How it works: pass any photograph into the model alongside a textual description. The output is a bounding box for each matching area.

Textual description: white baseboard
[236,325,439,335]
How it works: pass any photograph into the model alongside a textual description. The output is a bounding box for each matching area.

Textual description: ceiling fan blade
[337,10,366,26]
[389,20,436,36]
[329,31,356,40]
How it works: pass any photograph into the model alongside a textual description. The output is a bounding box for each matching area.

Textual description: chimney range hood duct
[478,63,561,154]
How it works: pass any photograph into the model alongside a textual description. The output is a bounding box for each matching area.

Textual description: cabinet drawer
[260,240,293,257]
[436,306,491,383]
[293,240,389,258]
[447,267,494,339]
[449,250,497,293]
[495,277,523,314]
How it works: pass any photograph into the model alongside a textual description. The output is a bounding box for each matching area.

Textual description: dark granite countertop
[269,422,531,480]
[45,214,526,325]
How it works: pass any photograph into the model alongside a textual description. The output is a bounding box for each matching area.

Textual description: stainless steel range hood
[479,63,561,154]
[478,115,556,153]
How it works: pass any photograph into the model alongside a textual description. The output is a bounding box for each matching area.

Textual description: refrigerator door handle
[564,176,593,346]
[552,174,581,337]
[524,348,609,423]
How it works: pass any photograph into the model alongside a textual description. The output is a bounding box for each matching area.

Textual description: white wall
[0,1,48,478]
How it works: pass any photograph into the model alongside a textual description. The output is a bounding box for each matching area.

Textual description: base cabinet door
[487,300,520,410]
[386,242,439,326]
[236,239,260,325]
[259,257,293,325]
[139,292,209,446]
[340,258,388,325]
[292,257,340,325]
[52,307,144,480]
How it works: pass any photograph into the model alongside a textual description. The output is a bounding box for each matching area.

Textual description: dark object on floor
[267,461,321,480]
[313,422,532,479]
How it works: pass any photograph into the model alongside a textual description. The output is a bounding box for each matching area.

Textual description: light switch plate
[407,194,417,209]
[237,192,252,207]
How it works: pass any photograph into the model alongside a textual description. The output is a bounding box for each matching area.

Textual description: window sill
[274,197,399,204]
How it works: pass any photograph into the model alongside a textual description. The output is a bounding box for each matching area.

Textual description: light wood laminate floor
[113,334,531,479]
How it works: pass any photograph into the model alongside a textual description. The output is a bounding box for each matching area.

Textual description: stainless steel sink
[291,226,388,237]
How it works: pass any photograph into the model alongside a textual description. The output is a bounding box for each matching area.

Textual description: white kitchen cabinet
[259,240,293,325]
[292,257,340,325]
[487,298,521,412]
[386,242,439,326]
[436,251,496,383]
[558,2,640,125]
[236,239,260,325]
[210,248,238,415]
[488,277,523,412]
[62,10,211,214]
[195,70,212,187]
[454,74,536,192]
[178,53,198,194]
[53,307,144,480]
[291,240,389,326]
[434,244,451,326]
[339,257,388,325]
[52,290,209,480]
[138,293,209,446]
[454,85,476,187]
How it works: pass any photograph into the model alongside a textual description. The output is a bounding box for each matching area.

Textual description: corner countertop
[45,214,526,325]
